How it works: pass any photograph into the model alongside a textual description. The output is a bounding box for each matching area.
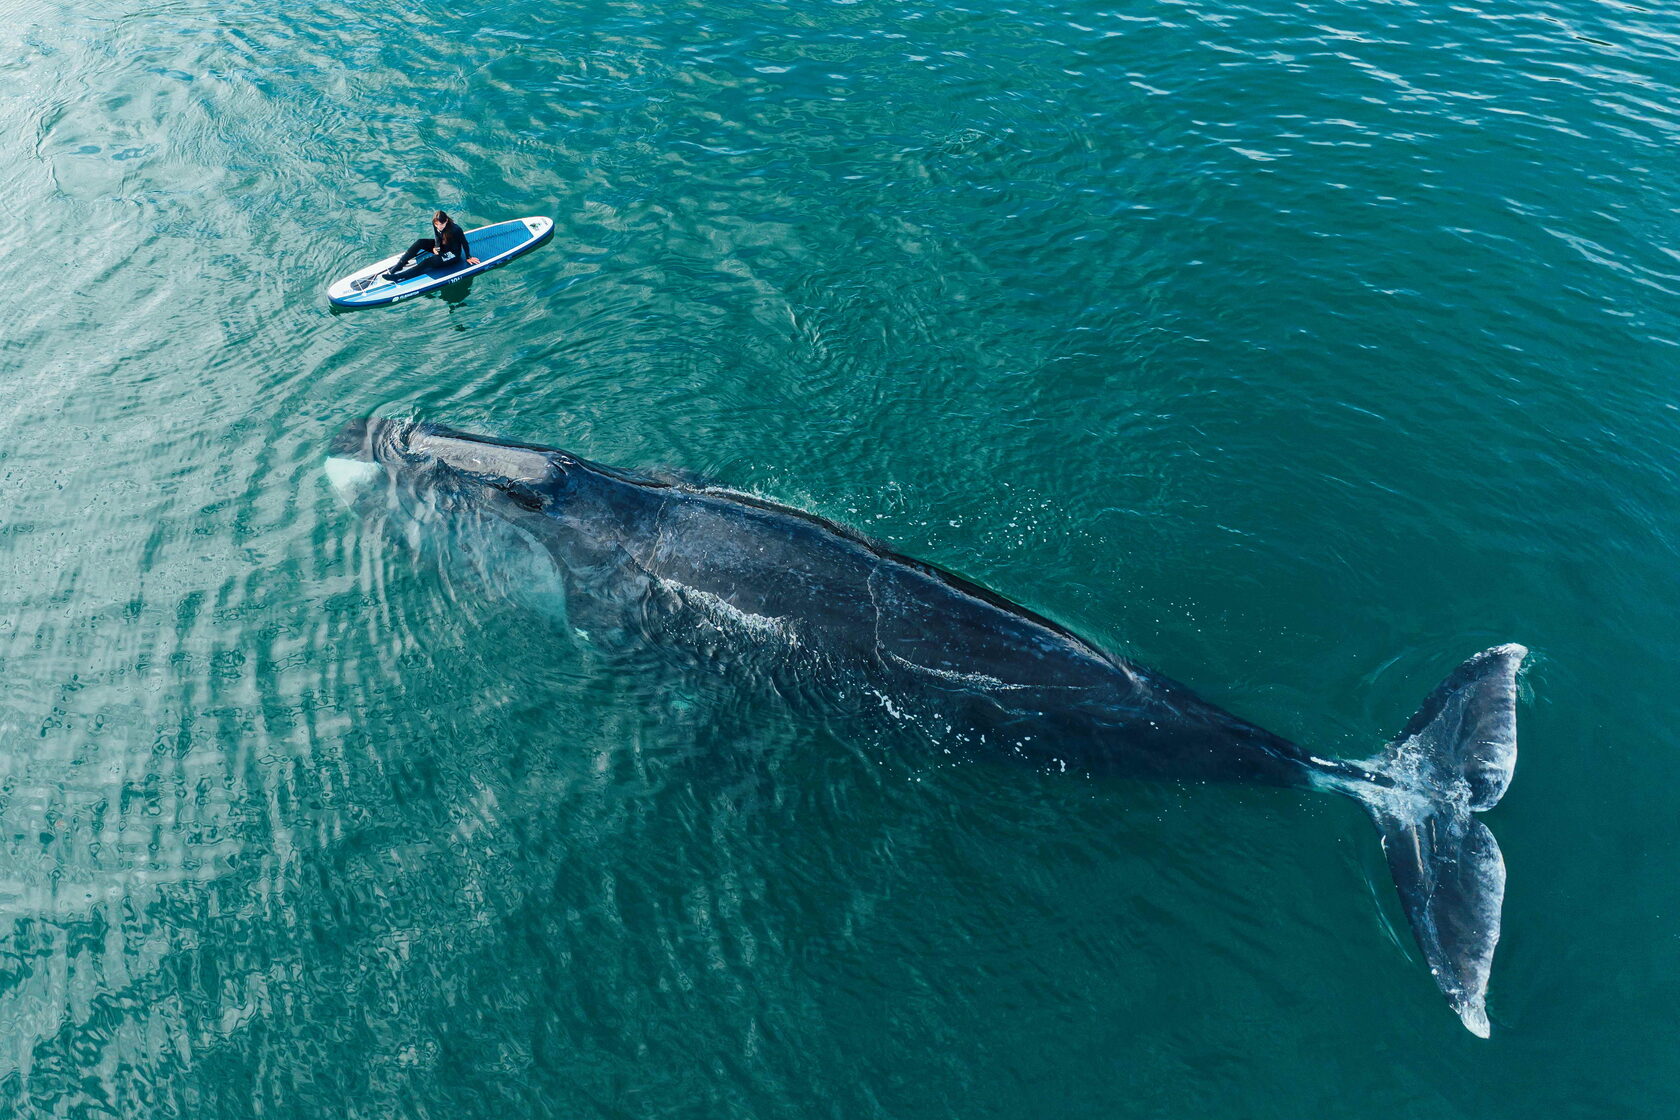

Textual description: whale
[327,418,1526,1036]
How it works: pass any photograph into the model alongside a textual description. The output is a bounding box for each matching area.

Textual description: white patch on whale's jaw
[325,456,382,500]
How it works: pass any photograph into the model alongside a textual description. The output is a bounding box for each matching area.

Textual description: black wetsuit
[386,221,472,281]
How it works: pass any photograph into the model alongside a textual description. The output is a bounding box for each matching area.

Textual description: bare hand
[468,257,480,265]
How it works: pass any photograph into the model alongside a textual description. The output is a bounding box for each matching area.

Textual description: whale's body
[328,419,1526,1036]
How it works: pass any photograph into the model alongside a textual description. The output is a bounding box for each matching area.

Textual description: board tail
[1344,644,1526,1037]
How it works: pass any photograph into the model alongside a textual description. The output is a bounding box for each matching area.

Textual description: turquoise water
[3,0,1678,1114]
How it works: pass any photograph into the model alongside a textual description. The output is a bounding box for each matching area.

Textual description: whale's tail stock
[1334,644,1527,1038]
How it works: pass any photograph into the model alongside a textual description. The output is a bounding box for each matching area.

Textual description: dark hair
[433,210,450,225]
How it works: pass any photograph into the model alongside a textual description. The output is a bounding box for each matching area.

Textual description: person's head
[433,210,451,232]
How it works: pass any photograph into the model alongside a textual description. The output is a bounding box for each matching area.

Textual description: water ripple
[1,0,1678,1115]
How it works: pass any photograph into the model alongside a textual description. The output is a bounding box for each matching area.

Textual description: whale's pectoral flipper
[1350,644,1526,1038]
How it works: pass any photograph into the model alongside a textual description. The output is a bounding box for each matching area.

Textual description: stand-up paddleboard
[327,217,554,309]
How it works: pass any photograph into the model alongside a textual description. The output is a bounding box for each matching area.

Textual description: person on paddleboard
[383,210,480,281]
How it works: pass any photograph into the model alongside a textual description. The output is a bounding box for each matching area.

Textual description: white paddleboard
[327,216,553,309]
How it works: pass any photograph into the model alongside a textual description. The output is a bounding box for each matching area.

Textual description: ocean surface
[2,0,1677,1116]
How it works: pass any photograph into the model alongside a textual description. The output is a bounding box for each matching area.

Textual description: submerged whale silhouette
[327,418,1525,1036]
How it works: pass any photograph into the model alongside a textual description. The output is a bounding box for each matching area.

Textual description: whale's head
[326,417,571,518]
[327,418,675,619]
[325,418,604,612]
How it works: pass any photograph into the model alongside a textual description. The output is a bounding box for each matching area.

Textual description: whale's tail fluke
[1349,644,1527,1037]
